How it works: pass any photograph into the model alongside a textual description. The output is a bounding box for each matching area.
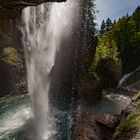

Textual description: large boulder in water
[96,58,121,88]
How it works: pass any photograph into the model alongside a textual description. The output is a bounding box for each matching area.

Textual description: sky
[95,0,140,27]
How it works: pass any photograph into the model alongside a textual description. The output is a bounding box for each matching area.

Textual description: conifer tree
[79,0,97,73]
[132,6,140,31]
[106,18,112,31]
[100,20,106,34]
[113,20,116,24]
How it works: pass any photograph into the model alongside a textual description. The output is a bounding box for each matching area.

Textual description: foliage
[0,47,18,66]
[94,6,140,75]
[110,7,140,74]
[114,112,140,139]
[93,33,120,69]
[79,0,97,74]
[105,17,112,31]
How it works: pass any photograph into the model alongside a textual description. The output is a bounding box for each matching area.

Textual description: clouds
[95,0,140,26]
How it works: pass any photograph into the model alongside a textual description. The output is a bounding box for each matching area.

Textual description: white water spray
[21,0,80,139]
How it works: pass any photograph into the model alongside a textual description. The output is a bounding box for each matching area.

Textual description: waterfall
[118,66,140,88]
[21,0,80,139]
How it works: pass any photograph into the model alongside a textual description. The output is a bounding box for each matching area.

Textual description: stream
[0,93,130,140]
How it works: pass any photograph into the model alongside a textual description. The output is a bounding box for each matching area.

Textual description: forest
[92,6,140,88]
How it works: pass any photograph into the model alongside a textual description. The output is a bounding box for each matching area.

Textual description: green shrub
[95,58,121,88]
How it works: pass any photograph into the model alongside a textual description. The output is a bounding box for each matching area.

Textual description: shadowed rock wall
[0,0,66,19]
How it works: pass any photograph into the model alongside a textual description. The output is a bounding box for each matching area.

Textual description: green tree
[106,18,112,31]
[100,20,106,34]
[80,0,97,73]
[113,20,117,24]
[132,6,140,31]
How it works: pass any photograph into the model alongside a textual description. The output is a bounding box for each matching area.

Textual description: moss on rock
[0,47,18,66]
[114,91,140,139]
[114,112,140,139]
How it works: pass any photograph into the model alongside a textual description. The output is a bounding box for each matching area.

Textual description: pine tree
[126,13,129,18]
[113,20,116,24]
[100,20,106,34]
[80,0,96,73]
[106,18,112,31]
[132,6,140,31]
[82,0,96,40]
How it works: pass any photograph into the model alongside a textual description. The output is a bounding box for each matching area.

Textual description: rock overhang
[0,0,67,19]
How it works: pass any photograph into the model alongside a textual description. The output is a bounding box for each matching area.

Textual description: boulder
[71,90,132,140]
[71,111,120,140]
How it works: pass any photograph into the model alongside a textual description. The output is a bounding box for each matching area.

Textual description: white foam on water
[0,105,32,139]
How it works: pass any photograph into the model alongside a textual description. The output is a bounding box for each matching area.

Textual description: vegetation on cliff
[91,6,140,88]
[114,91,140,139]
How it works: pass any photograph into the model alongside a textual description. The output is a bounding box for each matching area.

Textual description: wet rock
[0,47,27,97]
[0,18,27,97]
[0,0,66,19]
[71,112,102,140]
[102,92,131,111]
[71,90,132,140]
[71,111,120,140]
[94,113,120,128]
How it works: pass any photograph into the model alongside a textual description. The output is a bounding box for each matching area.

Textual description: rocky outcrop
[0,19,27,97]
[0,0,66,19]
[0,47,27,97]
[71,90,132,140]
[71,111,120,140]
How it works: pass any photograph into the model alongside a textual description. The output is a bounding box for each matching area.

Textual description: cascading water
[21,0,80,139]
[118,66,140,88]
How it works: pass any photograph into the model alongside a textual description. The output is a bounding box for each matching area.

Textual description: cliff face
[0,19,26,97]
[0,0,66,19]
[0,0,66,97]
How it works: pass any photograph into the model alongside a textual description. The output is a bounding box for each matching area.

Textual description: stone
[71,111,120,140]
[0,0,66,19]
